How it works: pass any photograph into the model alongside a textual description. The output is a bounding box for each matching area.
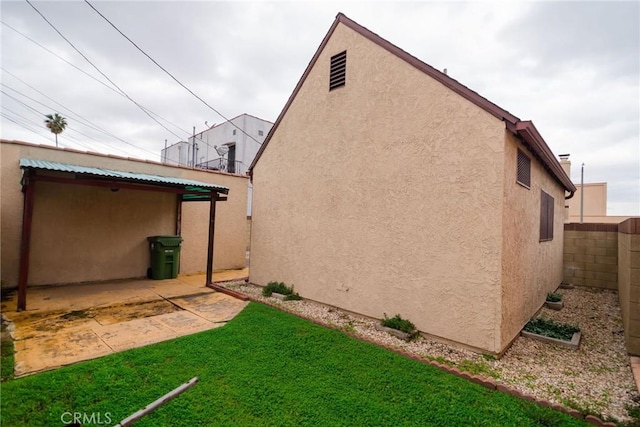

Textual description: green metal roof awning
[19,158,229,201]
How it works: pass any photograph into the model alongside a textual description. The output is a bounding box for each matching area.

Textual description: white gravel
[223,281,639,422]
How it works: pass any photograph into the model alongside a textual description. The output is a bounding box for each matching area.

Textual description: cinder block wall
[618,218,640,356]
[563,223,618,289]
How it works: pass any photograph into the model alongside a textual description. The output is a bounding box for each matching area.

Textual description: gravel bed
[223,282,639,422]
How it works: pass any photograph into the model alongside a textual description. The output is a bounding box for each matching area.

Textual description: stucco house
[1,140,248,310]
[248,13,577,354]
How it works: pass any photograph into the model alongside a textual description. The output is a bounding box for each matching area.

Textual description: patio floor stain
[1,271,249,377]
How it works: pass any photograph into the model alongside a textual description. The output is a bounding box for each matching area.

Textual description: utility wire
[1,109,97,151]
[1,75,157,157]
[3,104,130,156]
[84,0,264,147]
[1,20,191,138]
[25,0,184,143]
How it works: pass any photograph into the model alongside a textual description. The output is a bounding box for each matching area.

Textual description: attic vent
[329,51,347,91]
[517,148,531,188]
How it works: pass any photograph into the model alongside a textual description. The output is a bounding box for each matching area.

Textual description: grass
[458,359,500,379]
[1,303,587,426]
[1,339,14,383]
[523,317,580,341]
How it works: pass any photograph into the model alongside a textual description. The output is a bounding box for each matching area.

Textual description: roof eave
[510,121,577,193]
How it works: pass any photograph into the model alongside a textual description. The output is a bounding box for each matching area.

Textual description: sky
[1,1,638,215]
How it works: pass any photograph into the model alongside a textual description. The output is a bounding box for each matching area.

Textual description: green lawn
[1,303,586,426]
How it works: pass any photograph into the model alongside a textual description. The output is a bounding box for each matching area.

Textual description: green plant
[546,292,563,303]
[381,314,415,334]
[523,318,579,341]
[262,281,302,300]
[284,292,302,301]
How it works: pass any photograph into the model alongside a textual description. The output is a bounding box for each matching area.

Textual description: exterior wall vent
[517,148,531,188]
[330,51,347,91]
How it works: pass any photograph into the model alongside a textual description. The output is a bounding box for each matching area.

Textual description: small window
[540,190,554,241]
[258,130,263,136]
[329,51,347,91]
[516,149,531,188]
[233,129,236,135]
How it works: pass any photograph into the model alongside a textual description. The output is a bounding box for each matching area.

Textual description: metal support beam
[205,195,218,285]
[17,170,36,311]
[175,194,182,236]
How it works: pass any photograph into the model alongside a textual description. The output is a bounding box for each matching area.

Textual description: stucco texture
[1,141,247,287]
[499,132,566,348]
[250,23,507,352]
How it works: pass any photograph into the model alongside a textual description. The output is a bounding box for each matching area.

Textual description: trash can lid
[147,235,183,246]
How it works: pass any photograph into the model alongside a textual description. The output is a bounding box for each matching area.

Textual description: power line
[84,0,264,147]
[24,0,184,144]
[1,20,191,138]
[3,103,129,156]
[1,74,158,157]
[1,109,97,152]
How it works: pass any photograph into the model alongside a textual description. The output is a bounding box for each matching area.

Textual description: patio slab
[2,270,249,377]
[169,292,249,323]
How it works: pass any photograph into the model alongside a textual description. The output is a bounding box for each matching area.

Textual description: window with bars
[540,190,554,241]
[329,51,347,91]
[517,149,531,188]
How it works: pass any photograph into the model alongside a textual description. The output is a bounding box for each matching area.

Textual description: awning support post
[175,194,183,236]
[17,170,36,311]
[205,194,218,285]
[205,193,228,285]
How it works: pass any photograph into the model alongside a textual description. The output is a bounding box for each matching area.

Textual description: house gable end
[250,13,575,194]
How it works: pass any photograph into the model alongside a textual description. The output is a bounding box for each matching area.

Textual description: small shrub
[524,318,579,341]
[546,292,563,303]
[262,281,292,297]
[262,281,301,300]
[381,314,415,334]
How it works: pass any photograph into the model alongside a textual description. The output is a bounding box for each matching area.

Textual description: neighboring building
[248,13,576,354]
[559,155,630,224]
[161,114,273,215]
[1,140,248,303]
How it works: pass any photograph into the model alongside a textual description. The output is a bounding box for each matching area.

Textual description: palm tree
[44,113,67,147]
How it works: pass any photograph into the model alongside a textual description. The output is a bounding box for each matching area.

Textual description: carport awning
[19,158,229,201]
[17,158,229,311]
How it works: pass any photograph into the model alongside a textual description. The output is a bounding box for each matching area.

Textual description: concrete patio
[1,269,249,377]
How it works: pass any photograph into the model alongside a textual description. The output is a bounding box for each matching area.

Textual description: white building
[161,113,273,214]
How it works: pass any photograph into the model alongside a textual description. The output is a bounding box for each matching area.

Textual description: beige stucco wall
[250,23,508,352]
[1,141,247,287]
[618,219,640,355]
[567,182,607,218]
[499,132,568,347]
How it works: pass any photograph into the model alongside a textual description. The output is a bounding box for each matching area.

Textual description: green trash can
[147,236,183,280]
